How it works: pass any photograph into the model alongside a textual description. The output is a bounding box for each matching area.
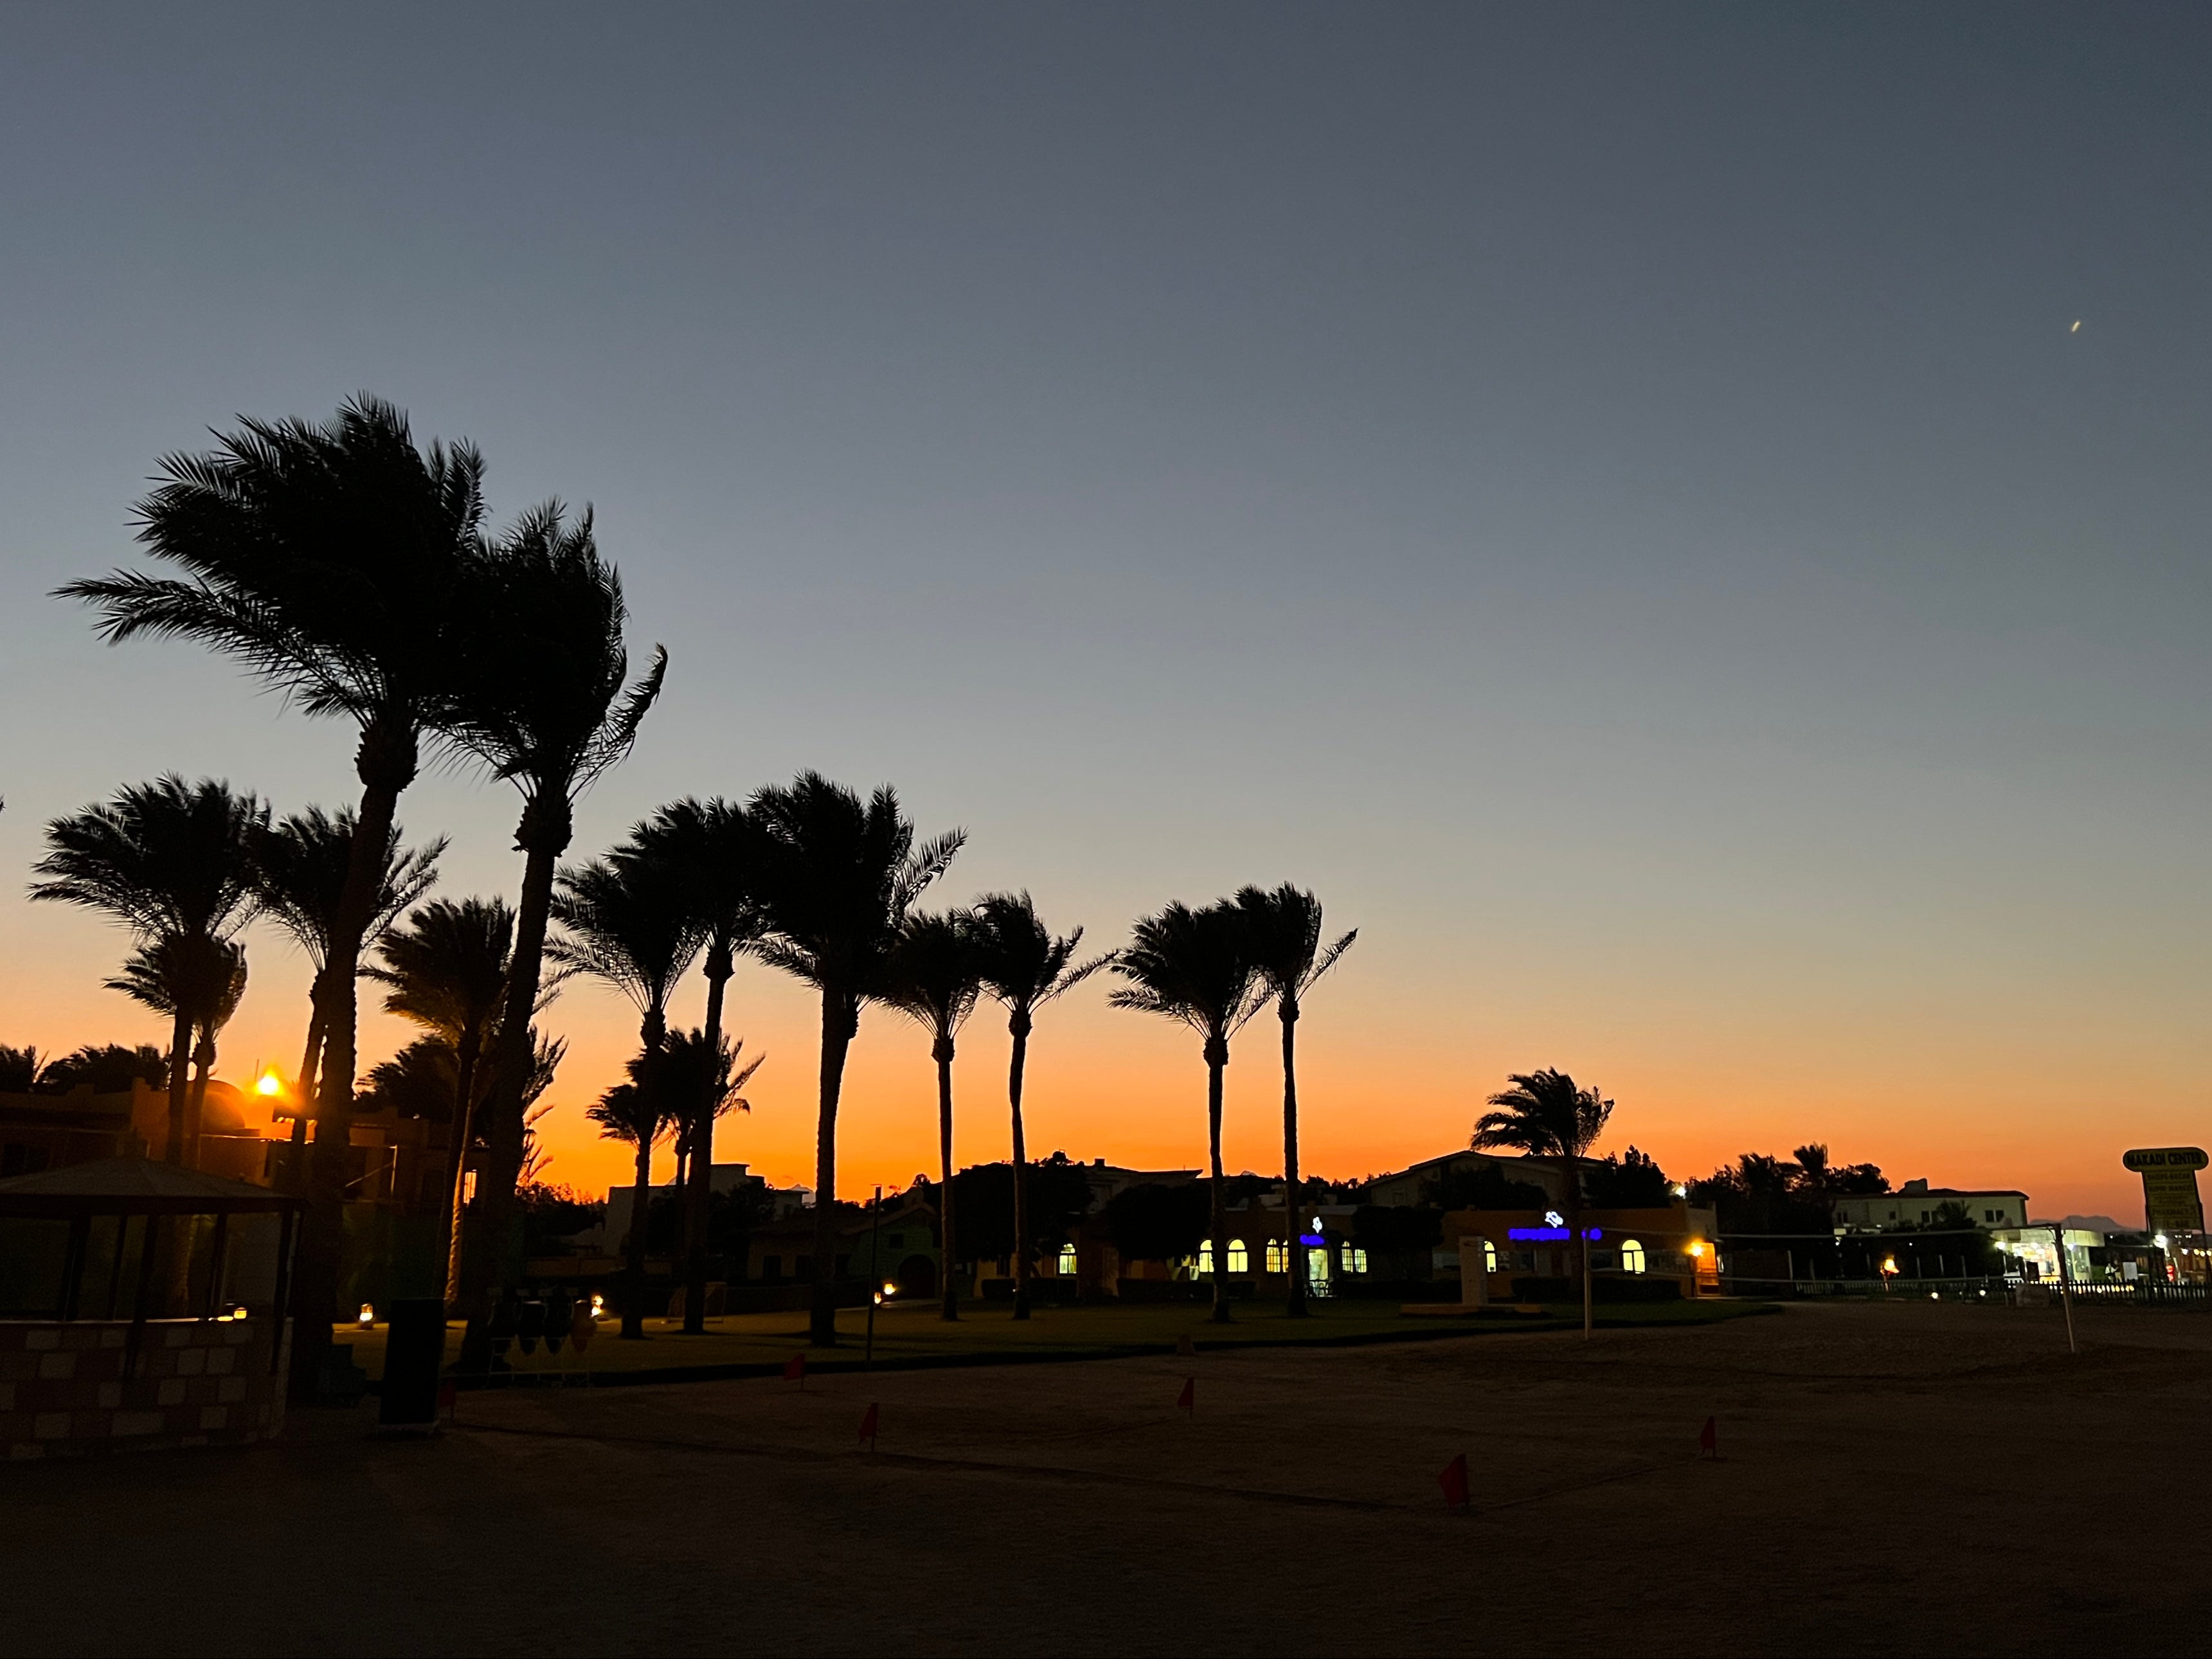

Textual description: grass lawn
[335,1294,1765,1388]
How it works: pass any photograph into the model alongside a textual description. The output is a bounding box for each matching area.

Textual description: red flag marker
[785,1353,806,1387]
[1438,1453,1470,1511]
[1698,1415,1718,1458]
[1177,1376,1195,1413]
[436,1380,458,1418]
[859,1403,879,1448]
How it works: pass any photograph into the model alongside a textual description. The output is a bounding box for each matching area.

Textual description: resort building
[1833,1178,2029,1232]
[1443,1198,1722,1301]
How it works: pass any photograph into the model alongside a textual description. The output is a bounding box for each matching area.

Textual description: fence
[1718,1270,2210,1305]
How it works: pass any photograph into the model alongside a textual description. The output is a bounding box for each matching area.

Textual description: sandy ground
[8,1298,2211,1656]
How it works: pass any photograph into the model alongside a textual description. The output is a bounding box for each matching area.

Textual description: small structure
[0,1158,298,1459]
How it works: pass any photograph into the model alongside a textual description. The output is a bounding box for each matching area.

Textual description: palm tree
[881,911,988,1321]
[750,774,962,1347]
[632,799,768,1334]
[1473,1068,1615,1341]
[366,898,515,1304]
[970,893,1111,1320]
[58,397,487,1401]
[253,806,442,1185]
[1110,901,1268,1324]
[657,1027,766,1230]
[440,503,665,1365]
[29,776,265,1165]
[549,849,707,1339]
[253,807,442,1111]
[0,1048,57,1092]
[1233,884,1356,1318]
[109,934,248,1164]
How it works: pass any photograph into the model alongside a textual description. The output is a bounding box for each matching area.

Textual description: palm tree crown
[30,775,267,944]
[1108,901,1268,1059]
[253,806,443,978]
[1473,1068,1614,1163]
[548,852,709,1046]
[971,892,1112,1027]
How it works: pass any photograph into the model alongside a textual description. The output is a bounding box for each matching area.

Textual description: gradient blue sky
[3,4,2208,1218]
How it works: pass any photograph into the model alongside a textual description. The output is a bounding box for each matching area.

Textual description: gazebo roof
[0,1157,299,1215]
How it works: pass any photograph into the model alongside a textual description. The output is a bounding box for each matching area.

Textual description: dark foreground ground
[8,1298,2210,1656]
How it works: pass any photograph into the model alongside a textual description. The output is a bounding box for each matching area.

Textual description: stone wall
[0,1316,289,1460]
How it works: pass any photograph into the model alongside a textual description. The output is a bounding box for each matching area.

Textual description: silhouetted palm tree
[442,503,665,1363]
[58,397,487,1399]
[1234,884,1356,1318]
[883,911,988,1320]
[1473,1068,1615,1341]
[633,798,768,1334]
[109,933,248,1164]
[750,774,962,1346]
[0,1048,57,1092]
[252,806,442,1111]
[550,849,706,1338]
[366,897,515,1304]
[970,893,1111,1320]
[29,776,265,1165]
[1110,901,1267,1324]
[658,1027,766,1197]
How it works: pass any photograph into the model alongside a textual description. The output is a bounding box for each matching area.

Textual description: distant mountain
[2028,1213,2130,1237]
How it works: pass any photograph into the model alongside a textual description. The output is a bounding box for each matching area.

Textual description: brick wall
[0,1316,289,1460]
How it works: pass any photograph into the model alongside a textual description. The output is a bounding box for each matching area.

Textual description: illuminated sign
[1506,1227,1603,1242]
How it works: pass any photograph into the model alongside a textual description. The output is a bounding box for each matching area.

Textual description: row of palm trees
[40,396,1361,1394]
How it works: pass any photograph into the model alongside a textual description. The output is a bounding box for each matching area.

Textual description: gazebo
[0,1157,300,1458]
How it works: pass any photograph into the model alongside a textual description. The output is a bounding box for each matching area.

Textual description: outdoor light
[882,1280,896,1296]
[1928,1292,1938,1301]
[1882,1257,1898,1276]
[1543,1210,1565,1227]
[590,1293,607,1319]
[2155,1233,2170,1250]
[1687,1242,1705,1259]
[357,1303,374,1327]
[1669,1183,1687,1198]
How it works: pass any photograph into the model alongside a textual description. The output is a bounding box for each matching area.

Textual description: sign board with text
[2123,1147,2207,1235]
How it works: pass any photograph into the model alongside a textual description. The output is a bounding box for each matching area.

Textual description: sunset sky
[3,5,2209,1223]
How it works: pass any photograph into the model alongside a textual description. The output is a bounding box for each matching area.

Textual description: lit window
[1264,1239,1286,1273]
[1196,1243,1214,1276]
[1482,1239,1498,1273]
[1227,1239,1249,1273]
[1345,1248,1368,1274]
[1621,1239,1646,1275]
[1057,1244,1077,1276]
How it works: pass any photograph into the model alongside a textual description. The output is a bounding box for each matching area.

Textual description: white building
[1833,1178,2028,1232]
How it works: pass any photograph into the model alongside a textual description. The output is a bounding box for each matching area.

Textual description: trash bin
[378,1297,447,1427]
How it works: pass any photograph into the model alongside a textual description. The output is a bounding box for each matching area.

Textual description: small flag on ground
[1699,1415,1718,1458]
[785,1353,806,1386]
[1177,1376,1195,1413]
[859,1403,879,1448]
[1438,1453,1470,1511]
[436,1380,458,1417]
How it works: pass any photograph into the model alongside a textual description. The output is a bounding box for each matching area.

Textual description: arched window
[1227,1239,1250,1273]
[1345,1247,1369,1275]
[1195,1242,1214,1276]
[1621,1238,1646,1275]
[1057,1243,1077,1277]
[1482,1239,1499,1273]
[1264,1239,1286,1273]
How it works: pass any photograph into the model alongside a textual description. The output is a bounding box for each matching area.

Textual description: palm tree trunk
[809,986,857,1348]
[289,724,415,1405]
[622,1129,654,1340]
[1008,1011,1032,1321]
[186,1030,215,1169]
[458,803,566,1376]
[935,1032,958,1322]
[681,958,728,1336]
[161,1006,192,1165]
[1205,1034,1230,1325]
[1280,995,1306,1318]
[286,990,326,1196]
[438,1035,481,1309]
